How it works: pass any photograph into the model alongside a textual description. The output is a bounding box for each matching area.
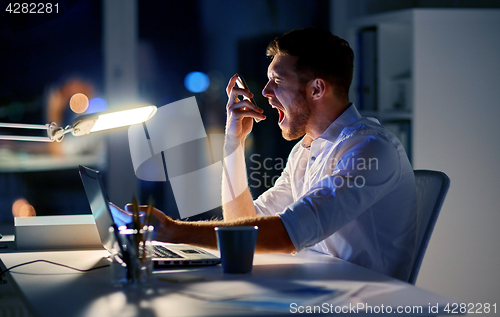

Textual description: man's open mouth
[271,104,285,124]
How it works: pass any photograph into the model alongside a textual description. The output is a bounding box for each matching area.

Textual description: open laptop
[78,165,220,268]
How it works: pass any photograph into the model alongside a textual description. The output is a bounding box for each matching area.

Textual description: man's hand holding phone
[235,75,263,123]
[225,74,266,143]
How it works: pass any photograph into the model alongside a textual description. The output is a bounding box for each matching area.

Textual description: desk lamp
[0,105,157,142]
[0,104,157,241]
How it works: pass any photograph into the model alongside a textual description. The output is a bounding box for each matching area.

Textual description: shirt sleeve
[253,161,295,217]
[279,129,404,252]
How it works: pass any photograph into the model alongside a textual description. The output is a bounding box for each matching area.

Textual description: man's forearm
[222,188,256,221]
[169,216,295,254]
[221,137,257,220]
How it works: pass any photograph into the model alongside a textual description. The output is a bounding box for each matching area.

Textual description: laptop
[78,165,220,268]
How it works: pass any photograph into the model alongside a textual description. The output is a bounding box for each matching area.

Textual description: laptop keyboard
[153,245,183,259]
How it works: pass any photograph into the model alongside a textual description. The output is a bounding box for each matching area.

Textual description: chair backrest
[409,170,450,284]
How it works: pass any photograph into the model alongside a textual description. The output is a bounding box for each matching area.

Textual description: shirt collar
[301,103,362,149]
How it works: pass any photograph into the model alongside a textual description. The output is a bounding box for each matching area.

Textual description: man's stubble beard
[281,89,312,141]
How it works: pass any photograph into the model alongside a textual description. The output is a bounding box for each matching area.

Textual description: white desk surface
[0,246,461,317]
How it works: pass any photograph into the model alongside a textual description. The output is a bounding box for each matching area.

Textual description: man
[120,28,416,281]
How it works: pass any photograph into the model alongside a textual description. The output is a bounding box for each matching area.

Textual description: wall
[332,0,500,308]
[413,9,500,306]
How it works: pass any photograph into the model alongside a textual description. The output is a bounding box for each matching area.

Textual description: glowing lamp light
[90,105,157,133]
[73,105,157,136]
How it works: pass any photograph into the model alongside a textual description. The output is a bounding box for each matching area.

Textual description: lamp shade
[71,105,157,137]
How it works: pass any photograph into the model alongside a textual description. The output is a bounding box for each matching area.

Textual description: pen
[130,196,143,270]
[131,196,140,231]
[142,198,154,260]
[143,197,154,228]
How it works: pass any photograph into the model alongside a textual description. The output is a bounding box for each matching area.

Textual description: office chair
[408,170,450,285]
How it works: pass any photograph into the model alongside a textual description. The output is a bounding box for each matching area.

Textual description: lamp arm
[0,104,156,142]
[49,123,73,142]
[0,122,72,142]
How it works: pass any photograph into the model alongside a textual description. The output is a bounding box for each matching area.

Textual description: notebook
[78,165,220,268]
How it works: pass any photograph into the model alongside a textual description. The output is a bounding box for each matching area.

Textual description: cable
[0,259,110,277]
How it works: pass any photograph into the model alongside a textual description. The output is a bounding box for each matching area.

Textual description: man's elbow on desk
[248,215,296,254]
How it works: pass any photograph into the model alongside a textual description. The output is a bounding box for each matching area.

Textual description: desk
[0,246,461,317]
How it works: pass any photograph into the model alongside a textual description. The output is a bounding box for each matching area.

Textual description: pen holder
[110,225,154,286]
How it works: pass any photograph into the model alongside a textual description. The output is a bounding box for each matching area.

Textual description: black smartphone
[235,75,262,123]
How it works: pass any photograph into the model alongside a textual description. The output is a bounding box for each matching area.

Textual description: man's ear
[309,78,327,100]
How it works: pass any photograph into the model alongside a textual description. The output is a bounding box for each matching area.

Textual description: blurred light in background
[70,93,89,114]
[12,199,36,218]
[184,71,210,93]
[86,97,108,114]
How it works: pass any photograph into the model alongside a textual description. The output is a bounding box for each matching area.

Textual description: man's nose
[262,82,273,98]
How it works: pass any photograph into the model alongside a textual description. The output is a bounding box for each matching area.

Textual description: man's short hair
[266,28,354,98]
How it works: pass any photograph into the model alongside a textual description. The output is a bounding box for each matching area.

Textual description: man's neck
[306,99,350,140]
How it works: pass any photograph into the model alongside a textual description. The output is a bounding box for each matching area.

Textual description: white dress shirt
[254,104,416,281]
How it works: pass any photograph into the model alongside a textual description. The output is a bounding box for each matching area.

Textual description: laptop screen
[79,165,119,252]
[79,166,221,267]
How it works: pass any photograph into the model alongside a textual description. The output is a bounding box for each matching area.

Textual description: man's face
[262,55,312,141]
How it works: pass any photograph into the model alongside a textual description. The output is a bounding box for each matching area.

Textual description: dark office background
[0,0,330,221]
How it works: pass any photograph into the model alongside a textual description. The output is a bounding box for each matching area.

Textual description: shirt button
[311,156,316,161]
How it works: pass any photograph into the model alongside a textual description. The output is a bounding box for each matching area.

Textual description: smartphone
[235,75,262,123]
